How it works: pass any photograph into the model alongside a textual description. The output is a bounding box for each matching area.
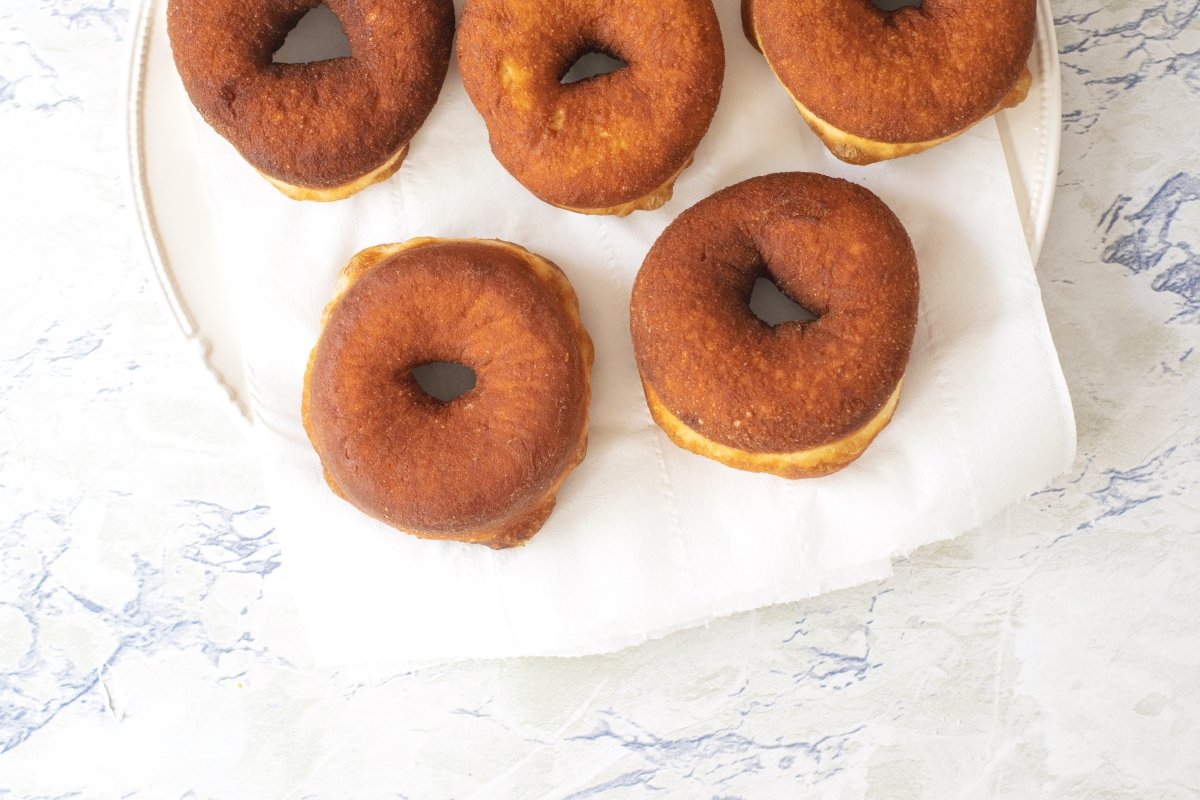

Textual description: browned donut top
[751,0,1036,143]
[631,173,919,453]
[456,0,724,209]
[306,241,591,537]
[167,0,454,189]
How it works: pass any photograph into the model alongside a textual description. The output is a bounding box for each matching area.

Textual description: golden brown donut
[456,0,724,215]
[303,238,593,547]
[167,0,454,200]
[744,0,1036,165]
[630,173,919,478]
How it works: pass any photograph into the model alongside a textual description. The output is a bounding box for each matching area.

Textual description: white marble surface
[1,1,1198,797]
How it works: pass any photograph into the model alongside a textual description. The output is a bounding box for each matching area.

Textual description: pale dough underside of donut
[260,142,409,202]
[642,380,903,479]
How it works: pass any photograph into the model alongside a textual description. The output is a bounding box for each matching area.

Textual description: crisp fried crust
[745,0,1036,164]
[630,173,919,478]
[456,0,724,213]
[167,0,454,197]
[303,239,594,548]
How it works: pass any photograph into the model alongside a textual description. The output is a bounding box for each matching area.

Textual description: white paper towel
[187,0,1076,665]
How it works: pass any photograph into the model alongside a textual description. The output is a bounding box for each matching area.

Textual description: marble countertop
[1,1,1197,797]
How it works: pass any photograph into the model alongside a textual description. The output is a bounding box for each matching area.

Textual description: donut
[303,238,593,547]
[167,0,454,201]
[630,173,919,478]
[743,0,1036,165]
[456,0,724,216]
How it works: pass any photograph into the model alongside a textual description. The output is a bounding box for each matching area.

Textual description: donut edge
[745,3,1033,165]
[550,155,695,217]
[259,142,410,202]
[302,237,594,549]
[783,68,1033,166]
[641,379,903,479]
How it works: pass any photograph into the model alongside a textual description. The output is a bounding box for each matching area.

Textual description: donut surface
[168,0,454,200]
[744,0,1036,164]
[303,239,593,548]
[457,0,724,215]
[630,173,919,478]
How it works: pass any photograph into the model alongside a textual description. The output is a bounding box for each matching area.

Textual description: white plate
[125,0,1062,422]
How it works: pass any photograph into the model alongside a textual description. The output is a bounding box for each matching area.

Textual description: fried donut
[167,0,454,201]
[743,0,1035,165]
[456,0,724,215]
[303,238,593,547]
[630,173,919,478]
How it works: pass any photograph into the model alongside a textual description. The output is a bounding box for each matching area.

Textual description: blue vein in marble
[0,501,282,755]
[0,40,80,113]
[557,596,886,796]
[1088,447,1176,521]
[0,1,128,114]
[42,0,129,40]
[1101,172,1200,320]
[1055,3,1200,135]
[559,769,659,799]
[1056,3,1200,92]
[0,323,115,400]
[780,590,889,690]
[565,713,865,796]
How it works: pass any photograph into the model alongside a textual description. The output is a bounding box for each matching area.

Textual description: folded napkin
[187,0,1075,664]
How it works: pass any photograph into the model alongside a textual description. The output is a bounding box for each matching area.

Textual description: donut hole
[411,362,477,403]
[272,3,351,65]
[872,0,923,9]
[560,50,629,85]
[749,276,819,327]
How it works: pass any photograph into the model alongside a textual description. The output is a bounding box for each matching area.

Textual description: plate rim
[1030,0,1062,266]
[124,0,252,423]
